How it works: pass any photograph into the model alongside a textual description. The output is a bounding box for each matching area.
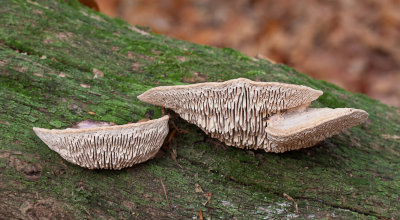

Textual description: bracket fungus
[138,78,368,152]
[266,108,368,152]
[33,115,169,170]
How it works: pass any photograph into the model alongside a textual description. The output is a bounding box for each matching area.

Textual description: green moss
[0,158,7,168]
[49,120,65,128]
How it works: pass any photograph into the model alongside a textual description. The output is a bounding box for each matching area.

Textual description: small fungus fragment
[138,78,368,152]
[33,116,169,170]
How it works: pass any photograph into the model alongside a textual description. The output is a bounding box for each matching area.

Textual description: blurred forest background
[86,0,400,107]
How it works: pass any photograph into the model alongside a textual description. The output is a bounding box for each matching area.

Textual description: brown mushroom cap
[266,108,368,152]
[138,78,322,151]
[33,115,169,170]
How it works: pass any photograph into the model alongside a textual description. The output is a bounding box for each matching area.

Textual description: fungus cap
[266,108,369,152]
[138,78,323,113]
[138,78,323,151]
[33,115,169,170]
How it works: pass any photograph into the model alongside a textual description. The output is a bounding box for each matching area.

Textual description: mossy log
[0,0,399,219]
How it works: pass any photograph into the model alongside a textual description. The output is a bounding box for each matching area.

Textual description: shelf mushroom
[265,108,368,152]
[33,115,169,169]
[138,78,368,152]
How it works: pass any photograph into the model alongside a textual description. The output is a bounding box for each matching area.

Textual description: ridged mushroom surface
[266,108,369,152]
[138,78,323,151]
[33,115,169,170]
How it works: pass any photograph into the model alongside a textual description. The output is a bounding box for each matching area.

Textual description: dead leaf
[127,51,134,58]
[195,183,204,193]
[0,121,10,126]
[42,36,53,44]
[92,68,104,79]
[202,192,212,206]
[382,134,400,140]
[14,66,28,72]
[151,49,161,55]
[111,46,120,51]
[132,63,142,71]
[58,72,66,77]
[80,83,91,88]
[176,56,187,62]
[88,111,95,115]
[56,32,73,41]
[0,60,7,67]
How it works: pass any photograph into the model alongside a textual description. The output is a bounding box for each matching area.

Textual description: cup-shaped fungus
[33,115,169,170]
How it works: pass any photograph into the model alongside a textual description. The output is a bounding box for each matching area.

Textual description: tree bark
[0,0,399,219]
